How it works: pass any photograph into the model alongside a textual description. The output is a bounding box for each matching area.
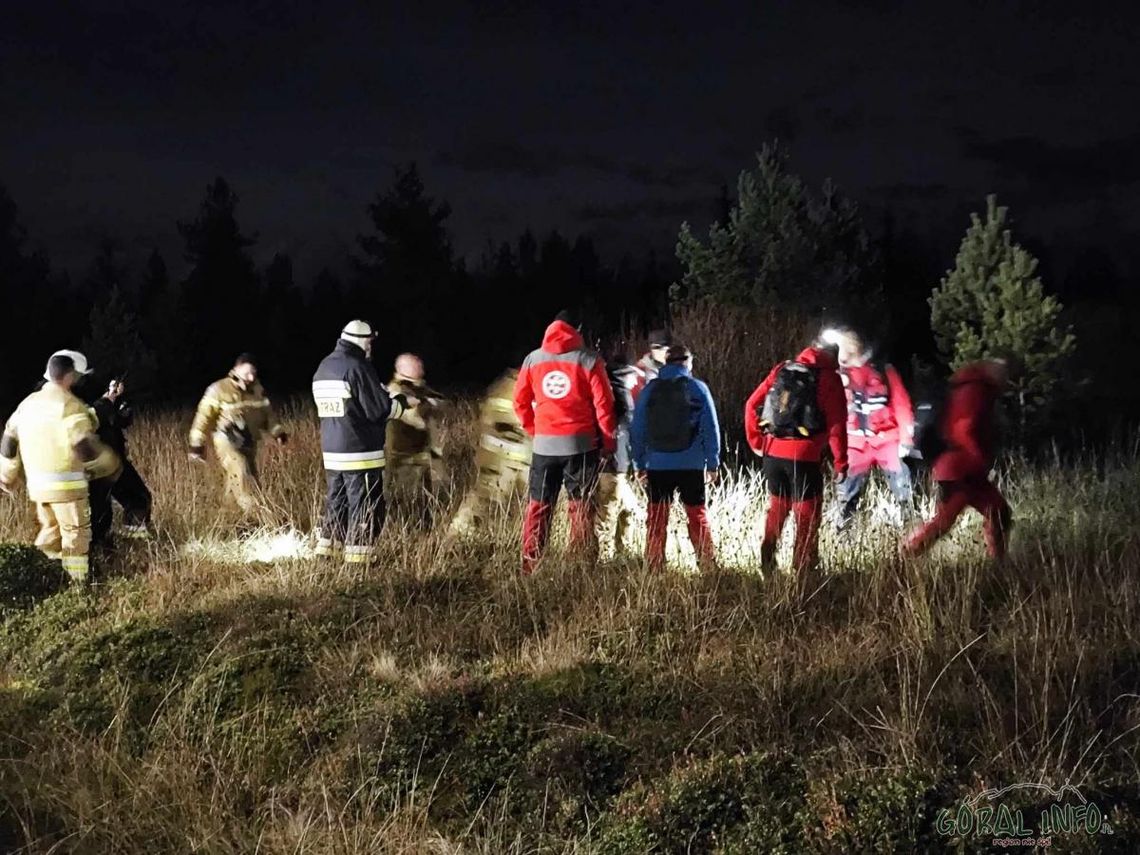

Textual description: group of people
[509,310,1014,576]
[0,312,1014,585]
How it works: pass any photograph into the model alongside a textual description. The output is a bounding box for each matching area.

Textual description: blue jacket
[631,364,721,471]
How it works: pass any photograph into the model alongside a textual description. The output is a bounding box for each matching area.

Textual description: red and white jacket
[744,346,849,474]
[514,319,617,456]
[841,361,915,449]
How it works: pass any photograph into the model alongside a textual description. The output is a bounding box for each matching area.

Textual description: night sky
[3,0,1139,283]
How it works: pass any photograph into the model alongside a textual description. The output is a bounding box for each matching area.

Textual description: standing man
[188,353,288,524]
[0,352,120,584]
[745,334,848,574]
[637,329,673,383]
[595,351,645,556]
[833,329,915,530]
[630,344,720,571]
[513,310,616,575]
[90,376,152,546]
[312,321,414,564]
[386,353,443,522]
[902,359,1014,561]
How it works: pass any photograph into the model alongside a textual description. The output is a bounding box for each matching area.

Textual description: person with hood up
[745,334,848,574]
[901,358,1014,560]
[513,309,616,575]
[90,375,152,546]
[386,353,443,523]
[833,329,916,530]
[630,344,720,571]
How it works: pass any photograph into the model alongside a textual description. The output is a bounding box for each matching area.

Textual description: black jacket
[92,396,133,457]
[312,340,397,462]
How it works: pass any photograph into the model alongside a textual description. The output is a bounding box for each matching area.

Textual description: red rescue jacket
[744,347,849,474]
[933,362,1005,482]
[514,320,617,456]
[842,361,914,448]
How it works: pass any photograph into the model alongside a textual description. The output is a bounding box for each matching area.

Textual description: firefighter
[833,329,916,530]
[631,345,720,571]
[188,353,288,523]
[745,334,848,574]
[312,321,414,564]
[901,359,1014,561]
[0,351,120,584]
[386,353,443,524]
[514,309,616,575]
[448,368,532,536]
[595,351,645,556]
[90,375,152,546]
[637,329,673,383]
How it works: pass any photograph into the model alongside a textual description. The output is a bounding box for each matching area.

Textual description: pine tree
[83,285,158,398]
[673,143,876,322]
[930,195,1076,430]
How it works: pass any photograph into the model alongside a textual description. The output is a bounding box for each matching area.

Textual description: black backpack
[759,362,825,439]
[912,381,948,462]
[646,377,696,452]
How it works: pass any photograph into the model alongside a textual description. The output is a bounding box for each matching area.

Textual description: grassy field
[1,402,1139,853]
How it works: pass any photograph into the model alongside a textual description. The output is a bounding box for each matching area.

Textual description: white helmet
[341,320,376,342]
[44,349,92,381]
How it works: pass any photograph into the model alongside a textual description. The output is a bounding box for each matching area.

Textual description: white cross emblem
[541,370,571,399]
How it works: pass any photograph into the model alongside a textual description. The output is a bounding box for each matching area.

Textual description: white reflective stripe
[323,450,386,462]
[29,471,86,482]
[312,380,353,398]
[481,434,530,461]
[220,399,269,411]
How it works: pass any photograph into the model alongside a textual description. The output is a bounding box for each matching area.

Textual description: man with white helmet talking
[0,350,121,584]
[311,320,416,564]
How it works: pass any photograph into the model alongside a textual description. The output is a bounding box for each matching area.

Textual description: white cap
[340,320,376,343]
[44,349,92,381]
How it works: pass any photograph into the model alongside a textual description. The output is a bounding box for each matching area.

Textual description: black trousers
[761,456,823,501]
[528,450,602,503]
[322,469,386,552]
[646,469,706,506]
[91,461,153,545]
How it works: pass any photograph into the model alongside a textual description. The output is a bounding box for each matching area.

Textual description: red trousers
[903,478,1011,559]
[645,502,714,570]
[521,498,596,575]
[761,495,822,572]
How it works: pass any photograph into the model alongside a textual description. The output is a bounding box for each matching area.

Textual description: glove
[188,446,206,462]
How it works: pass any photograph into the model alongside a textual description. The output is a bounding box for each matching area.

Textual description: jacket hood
[658,363,692,380]
[795,346,837,369]
[336,338,367,359]
[542,319,584,354]
[952,361,1004,389]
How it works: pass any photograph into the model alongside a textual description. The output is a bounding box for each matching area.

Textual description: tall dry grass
[0,393,1138,851]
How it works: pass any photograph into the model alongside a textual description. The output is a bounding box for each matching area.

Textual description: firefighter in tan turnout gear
[386,353,444,521]
[0,351,121,583]
[449,369,533,536]
[188,353,288,522]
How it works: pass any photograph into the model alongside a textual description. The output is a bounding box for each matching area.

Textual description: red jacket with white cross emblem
[513,319,617,456]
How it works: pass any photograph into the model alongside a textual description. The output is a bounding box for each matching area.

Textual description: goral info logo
[936,782,1112,846]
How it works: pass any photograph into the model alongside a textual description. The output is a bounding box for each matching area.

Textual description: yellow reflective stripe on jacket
[480,434,531,463]
[322,450,386,471]
[26,471,88,491]
[344,544,374,563]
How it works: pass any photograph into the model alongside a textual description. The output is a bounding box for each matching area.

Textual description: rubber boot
[791,497,822,573]
[684,504,715,570]
[645,501,670,570]
[567,498,599,565]
[761,495,792,570]
[521,499,553,576]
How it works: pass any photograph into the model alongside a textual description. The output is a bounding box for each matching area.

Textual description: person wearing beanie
[637,329,674,383]
[513,310,617,575]
[312,320,416,563]
[188,352,288,527]
[630,344,720,571]
[745,333,848,575]
[0,351,121,584]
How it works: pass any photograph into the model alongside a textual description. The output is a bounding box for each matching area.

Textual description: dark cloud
[870,182,951,202]
[573,195,715,224]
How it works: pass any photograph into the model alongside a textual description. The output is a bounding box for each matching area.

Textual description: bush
[0,543,66,611]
